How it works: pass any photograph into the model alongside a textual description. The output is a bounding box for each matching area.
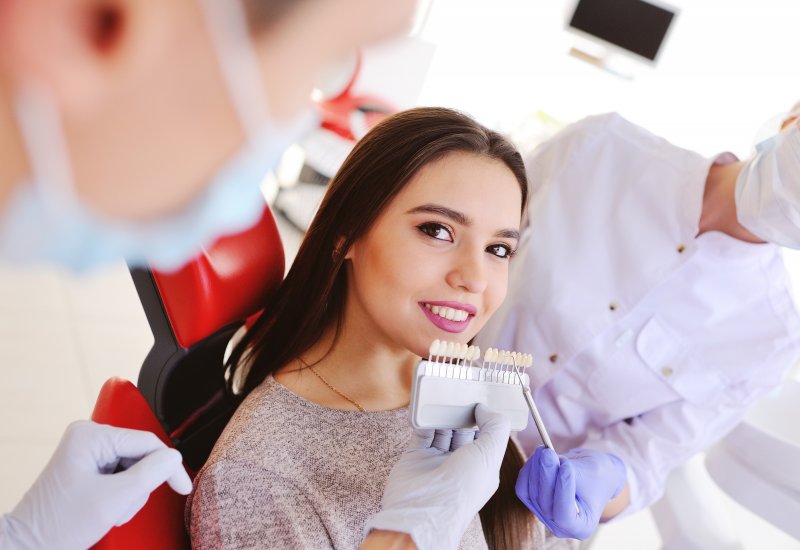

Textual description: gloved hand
[515,446,627,540]
[3,420,193,550]
[365,403,511,550]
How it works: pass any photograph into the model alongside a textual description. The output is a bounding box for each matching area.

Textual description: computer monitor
[567,0,677,63]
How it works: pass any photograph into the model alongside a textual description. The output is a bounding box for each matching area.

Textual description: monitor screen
[568,0,676,61]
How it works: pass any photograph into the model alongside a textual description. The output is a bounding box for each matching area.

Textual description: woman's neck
[277,324,418,412]
[0,80,29,212]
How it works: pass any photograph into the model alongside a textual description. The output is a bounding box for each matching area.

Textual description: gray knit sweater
[187,376,564,550]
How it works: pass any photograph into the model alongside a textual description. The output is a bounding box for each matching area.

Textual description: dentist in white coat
[478,106,800,540]
[0,1,511,549]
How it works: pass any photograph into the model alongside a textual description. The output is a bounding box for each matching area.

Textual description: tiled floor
[0,213,798,549]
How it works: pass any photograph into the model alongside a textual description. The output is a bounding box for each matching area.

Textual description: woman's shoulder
[205,377,307,467]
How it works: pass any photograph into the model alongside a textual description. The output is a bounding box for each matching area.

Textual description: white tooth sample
[472,346,481,361]
[446,341,455,358]
[429,340,440,356]
[431,305,440,315]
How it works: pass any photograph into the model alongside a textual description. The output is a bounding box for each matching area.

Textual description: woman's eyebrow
[407,203,520,240]
[497,228,520,241]
[407,204,470,225]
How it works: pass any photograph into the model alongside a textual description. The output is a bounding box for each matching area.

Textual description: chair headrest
[151,205,285,349]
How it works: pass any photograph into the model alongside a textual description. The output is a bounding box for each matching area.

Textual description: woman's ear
[334,236,352,261]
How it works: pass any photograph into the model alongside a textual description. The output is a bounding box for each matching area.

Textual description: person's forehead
[394,152,520,208]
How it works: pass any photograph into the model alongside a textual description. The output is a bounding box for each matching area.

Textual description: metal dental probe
[512,359,554,451]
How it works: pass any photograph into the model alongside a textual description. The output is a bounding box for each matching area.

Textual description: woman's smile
[419,301,476,333]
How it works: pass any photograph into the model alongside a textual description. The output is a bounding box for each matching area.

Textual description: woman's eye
[487,243,514,259]
[417,222,453,242]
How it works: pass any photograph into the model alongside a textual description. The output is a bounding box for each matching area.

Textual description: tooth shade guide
[412,343,533,431]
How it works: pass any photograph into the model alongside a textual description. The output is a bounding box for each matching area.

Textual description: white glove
[365,404,511,550]
[1,420,192,550]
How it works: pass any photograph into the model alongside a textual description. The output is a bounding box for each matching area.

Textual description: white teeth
[425,304,471,322]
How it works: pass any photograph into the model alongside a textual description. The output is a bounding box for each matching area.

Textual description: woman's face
[344,151,522,358]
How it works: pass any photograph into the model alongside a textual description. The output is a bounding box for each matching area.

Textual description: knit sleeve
[189,458,333,550]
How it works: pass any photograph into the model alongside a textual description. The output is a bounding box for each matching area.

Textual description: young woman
[188,107,570,549]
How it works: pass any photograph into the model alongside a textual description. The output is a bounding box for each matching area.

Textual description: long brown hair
[227,107,534,548]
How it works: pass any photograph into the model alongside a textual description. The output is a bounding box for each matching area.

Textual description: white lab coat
[477,113,800,515]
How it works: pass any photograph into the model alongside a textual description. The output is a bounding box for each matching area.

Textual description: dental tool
[410,340,534,431]
[511,356,555,451]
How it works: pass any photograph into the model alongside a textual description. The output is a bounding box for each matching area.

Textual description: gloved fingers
[409,429,436,450]
[431,429,454,452]
[117,449,192,495]
[113,448,189,496]
[515,457,536,508]
[473,404,510,447]
[535,446,559,519]
[552,459,581,533]
[102,425,168,462]
[115,493,150,526]
[166,465,193,495]
[450,429,477,451]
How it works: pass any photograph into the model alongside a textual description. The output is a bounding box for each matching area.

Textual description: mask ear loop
[197,0,271,139]
[12,84,79,212]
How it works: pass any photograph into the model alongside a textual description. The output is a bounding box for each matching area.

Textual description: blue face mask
[0,0,317,273]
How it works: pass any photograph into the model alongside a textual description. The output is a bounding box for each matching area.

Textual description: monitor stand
[567,43,636,81]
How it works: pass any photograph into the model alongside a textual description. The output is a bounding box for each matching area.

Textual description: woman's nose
[445,251,487,294]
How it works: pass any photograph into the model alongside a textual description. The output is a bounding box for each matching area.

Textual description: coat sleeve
[578,384,763,516]
[736,124,800,248]
[188,458,333,550]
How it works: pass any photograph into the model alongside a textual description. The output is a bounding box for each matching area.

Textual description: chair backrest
[90,203,285,548]
[133,204,284,469]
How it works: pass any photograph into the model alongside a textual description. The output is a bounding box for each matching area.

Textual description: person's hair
[226,106,533,549]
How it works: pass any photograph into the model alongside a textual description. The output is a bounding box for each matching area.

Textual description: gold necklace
[299,357,366,412]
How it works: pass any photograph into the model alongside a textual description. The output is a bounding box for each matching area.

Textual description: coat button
[549,353,558,363]
[661,366,674,377]
[676,244,686,253]
[609,302,618,311]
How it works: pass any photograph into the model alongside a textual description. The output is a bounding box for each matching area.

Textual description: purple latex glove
[515,446,627,540]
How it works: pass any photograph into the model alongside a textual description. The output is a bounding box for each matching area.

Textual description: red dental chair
[90,204,286,549]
